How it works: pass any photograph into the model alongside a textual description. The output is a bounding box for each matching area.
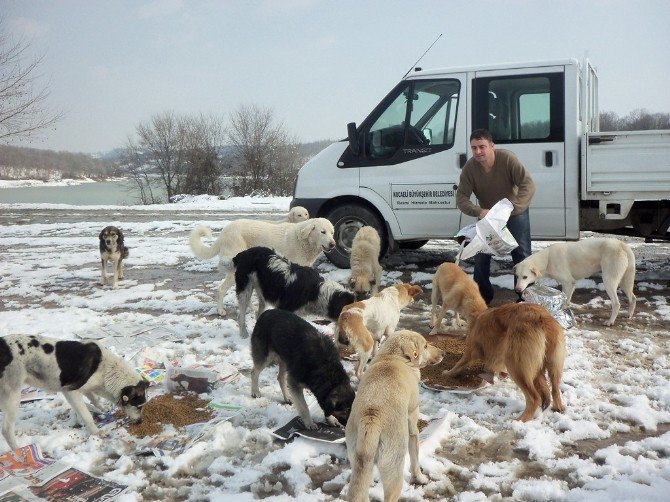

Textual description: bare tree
[227,104,304,196]
[124,111,189,202]
[0,21,63,141]
[181,114,226,196]
[120,143,162,205]
[124,112,227,203]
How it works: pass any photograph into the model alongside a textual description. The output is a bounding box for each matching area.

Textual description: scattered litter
[272,417,345,444]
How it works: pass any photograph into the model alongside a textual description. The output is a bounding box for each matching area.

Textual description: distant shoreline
[0,177,125,189]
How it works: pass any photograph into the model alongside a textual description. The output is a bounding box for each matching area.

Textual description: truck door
[472,67,567,238]
[354,75,468,238]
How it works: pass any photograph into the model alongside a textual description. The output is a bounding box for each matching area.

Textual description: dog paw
[411,472,429,485]
[326,415,342,427]
[303,420,319,430]
[552,403,566,413]
[603,319,615,326]
[218,307,227,316]
[251,391,261,399]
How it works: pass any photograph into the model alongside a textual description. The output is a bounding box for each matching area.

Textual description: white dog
[336,284,423,378]
[514,237,636,326]
[190,217,335,270]
[349,226,383,297]
[0,335,148,451]
[286,206,309,223]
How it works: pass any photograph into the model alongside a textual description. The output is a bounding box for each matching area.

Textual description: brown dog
[336,283,423,378]
[346,330,443,502]
[429,262,487,334]
[443,302,566,422]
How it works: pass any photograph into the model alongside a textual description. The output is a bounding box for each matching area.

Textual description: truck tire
[325,204,388,269]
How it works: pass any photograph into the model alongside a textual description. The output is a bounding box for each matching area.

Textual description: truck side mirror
[347,122,360,156]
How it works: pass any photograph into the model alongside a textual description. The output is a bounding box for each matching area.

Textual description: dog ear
[298,222,315,240]
[117,228,124,245]
[530,264,542,278]
[99,229,105,241]
[408,284,423,297]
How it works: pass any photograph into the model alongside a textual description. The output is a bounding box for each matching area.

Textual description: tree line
[121,107,329,204]
[599,109,670,131]
[0,145,117,180]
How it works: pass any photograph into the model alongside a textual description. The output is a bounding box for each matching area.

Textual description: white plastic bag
[458,198,519,261]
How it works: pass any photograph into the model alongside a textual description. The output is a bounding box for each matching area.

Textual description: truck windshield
[367,79,460,159]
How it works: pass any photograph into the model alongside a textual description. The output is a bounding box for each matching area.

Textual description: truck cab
[291,59,590,267]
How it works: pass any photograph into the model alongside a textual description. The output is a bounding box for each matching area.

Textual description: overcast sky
[2,0,669,153]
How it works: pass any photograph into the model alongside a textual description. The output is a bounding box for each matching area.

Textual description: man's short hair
[470,129,493,143]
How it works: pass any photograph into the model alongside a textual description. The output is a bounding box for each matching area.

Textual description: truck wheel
[325,204,387,269]
[398,240,429,250]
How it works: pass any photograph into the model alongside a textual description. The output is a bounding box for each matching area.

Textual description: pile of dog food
[128,393,213,437]
[421,336,486,390]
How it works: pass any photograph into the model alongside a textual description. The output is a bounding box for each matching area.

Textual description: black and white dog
[99,226,129,289]
[219,246,356,337]
[0,335,148,451]
[250,309,355,429]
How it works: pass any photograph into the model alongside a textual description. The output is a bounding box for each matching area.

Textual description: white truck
[290,58,670,268]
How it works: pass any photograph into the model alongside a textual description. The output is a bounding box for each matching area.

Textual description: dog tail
[347,410,382,502]
[189,225,222,260]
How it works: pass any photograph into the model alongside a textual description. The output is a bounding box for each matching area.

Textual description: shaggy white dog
[190,217,335,268]
[190,218,336,313]
[285,206,309,223]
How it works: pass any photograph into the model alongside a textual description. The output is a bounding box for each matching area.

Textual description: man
[456,129,536,305]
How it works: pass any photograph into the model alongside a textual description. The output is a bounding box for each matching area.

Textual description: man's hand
[479,209,489,219]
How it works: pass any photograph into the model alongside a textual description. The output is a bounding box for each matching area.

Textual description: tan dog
[286,206,309,223]
[349,226,383,297]
[346,330,444,502]
[444,302,566,422]
[514,237,636,326]
[429,262,487,334]
[336,283,423,378]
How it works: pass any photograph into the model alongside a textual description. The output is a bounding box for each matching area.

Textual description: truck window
[367,79,460,159]
[473,73,564,143]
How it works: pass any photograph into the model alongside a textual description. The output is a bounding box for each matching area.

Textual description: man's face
[470,138,495,165]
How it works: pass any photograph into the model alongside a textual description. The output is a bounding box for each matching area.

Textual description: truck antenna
[402,33,443,79]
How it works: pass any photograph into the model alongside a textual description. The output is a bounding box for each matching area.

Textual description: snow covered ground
[0,197,669,501]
